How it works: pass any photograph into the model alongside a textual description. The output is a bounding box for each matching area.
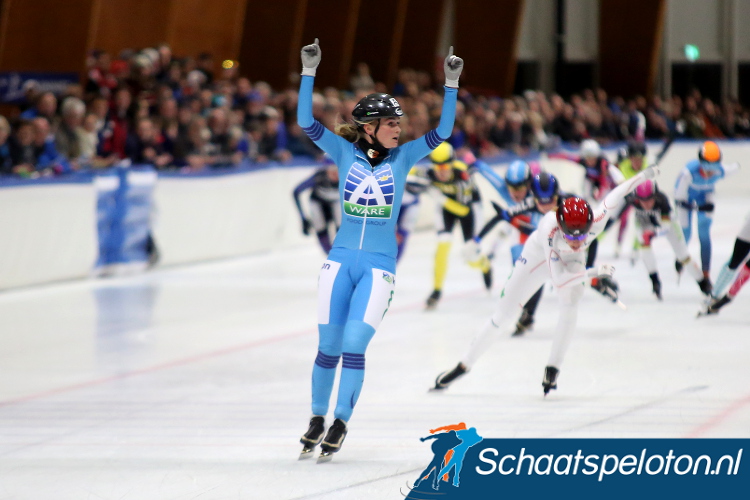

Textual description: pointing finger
[314,38,319,46]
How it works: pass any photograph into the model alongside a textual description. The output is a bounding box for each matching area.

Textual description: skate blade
[299,447,317,460]
[317,452,334,463]
[615,299,627,310]
[428,385,448,392]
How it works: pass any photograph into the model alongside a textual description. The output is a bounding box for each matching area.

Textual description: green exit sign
[684,44,700,62]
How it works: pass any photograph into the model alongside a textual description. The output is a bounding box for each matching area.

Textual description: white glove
[444,46,464,88]
[596,263,615,278]
[643,165,660,180]
[462,238,482,264]
[301,38,321,77]
[586,264,615,280]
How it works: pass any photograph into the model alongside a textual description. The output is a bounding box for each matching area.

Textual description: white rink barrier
[0,182,98,290]
[0,140,748,290]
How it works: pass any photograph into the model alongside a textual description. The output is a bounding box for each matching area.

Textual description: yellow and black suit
[426,159,491,308]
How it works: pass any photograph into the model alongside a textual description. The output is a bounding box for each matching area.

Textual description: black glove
[302,218,312,235]
[674,259,684,274]
[592,275,619,302]
[491,201,512,222]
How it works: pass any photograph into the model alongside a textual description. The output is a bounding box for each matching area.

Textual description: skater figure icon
[414,423,483,491]
[413,430,460,489]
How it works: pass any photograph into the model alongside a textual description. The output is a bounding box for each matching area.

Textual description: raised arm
[296,39,348,165]
[398,47,463,166]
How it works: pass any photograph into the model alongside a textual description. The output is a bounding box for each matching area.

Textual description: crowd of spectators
[1,43,750,178]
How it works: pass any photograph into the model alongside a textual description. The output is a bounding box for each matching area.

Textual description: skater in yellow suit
[425,142,492,309]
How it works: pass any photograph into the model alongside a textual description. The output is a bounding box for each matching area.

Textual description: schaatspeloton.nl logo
[402,424,748,500]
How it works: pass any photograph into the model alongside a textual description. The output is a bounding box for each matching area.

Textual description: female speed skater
[627,180,712,299]
[296,38,463,460]
[431,164,659,396]
[674,141,740,280]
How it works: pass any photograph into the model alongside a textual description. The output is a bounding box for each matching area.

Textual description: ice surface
[0,198,747,499]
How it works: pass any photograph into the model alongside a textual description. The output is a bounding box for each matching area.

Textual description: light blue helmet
[506,160,531,188]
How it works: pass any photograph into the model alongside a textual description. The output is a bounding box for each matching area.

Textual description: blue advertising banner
[0,71,78,103]
[403,424,747,499]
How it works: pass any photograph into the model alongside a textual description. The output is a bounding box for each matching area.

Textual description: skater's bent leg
[312,324,343,416]
[546,283,585,369]
[335,321,376,421]
[523,286,544,316]
[676,205,692,243]
[728,238,750,269]
[315,253,353,416]
[461,260,547,368]
[697,210,713,272]
[333,264,395,421]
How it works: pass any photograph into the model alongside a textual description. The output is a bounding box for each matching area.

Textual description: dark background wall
[0,0,671,98]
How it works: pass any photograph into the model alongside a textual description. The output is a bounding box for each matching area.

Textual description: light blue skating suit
[674,159,733,272]
[298,75,457,421]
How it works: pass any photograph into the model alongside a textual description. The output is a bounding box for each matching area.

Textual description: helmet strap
[357,120,390,166]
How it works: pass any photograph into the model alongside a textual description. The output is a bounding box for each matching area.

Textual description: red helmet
[557,197,592,237]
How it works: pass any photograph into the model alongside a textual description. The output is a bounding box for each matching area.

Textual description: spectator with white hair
[55,97,87,165]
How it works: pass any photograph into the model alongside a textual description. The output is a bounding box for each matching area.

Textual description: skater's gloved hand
[444,46,464,88]
[643,165,660,180]
[444,198,470,216]
[302,218,312,235]
[591,275,619,302]
[491,201,511,221]
[462,237,483,265]
[674,259,684,274]
[301,38,321,77]
[596,263,615,278]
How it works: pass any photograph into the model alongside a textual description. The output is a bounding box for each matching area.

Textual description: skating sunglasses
[562,232,588,241]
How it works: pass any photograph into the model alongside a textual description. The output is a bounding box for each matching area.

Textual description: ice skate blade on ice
[299,447,317,460]
[317,451,334,463]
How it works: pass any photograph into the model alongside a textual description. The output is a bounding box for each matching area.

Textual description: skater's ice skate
[299,416,325,459]
[512,309,534,337]
[649,273,662,301]
[542,366,559,396]
[431,363,467,391]
[318,418,347,463]
[425,290,441,310]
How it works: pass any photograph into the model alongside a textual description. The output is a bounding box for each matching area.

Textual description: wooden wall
[0,0,97,73]
[455,0,524,95]
[599,0,666,98]
[0,0,527,95]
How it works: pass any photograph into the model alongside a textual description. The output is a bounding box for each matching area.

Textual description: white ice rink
[0,198,748,499]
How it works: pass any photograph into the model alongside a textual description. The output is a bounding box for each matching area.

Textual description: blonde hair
[335,122,363,143]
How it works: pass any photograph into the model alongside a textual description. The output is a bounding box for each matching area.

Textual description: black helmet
[627,140,647,157]
[352,93,403,125]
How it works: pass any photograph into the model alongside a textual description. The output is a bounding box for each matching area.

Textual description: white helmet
[580,139,601,159]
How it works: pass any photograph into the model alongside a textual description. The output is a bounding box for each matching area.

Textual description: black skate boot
[512,309,534,337]
[591,276,619,303]
[649,273,662,301]
[482,268,492,291]
[299,416,325,459]
[318,418,348,463]
[698,295,731,317]
[542,366,559,396]
[425,290,441,310]
[431,363,467,391]
[697,277,712,296]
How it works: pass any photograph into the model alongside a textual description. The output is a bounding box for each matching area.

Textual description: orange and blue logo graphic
[404,422,483,498]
